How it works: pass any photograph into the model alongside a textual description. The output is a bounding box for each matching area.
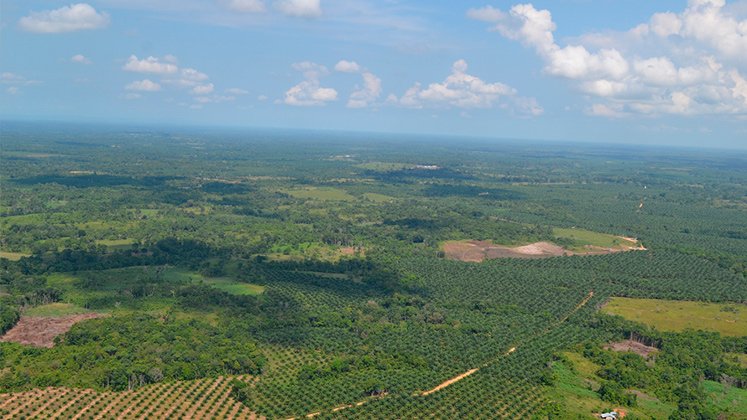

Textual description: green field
[355,162,412,171]
[96,238,135,250]
[553,227,638,250]
[0,251,31,261]
[195,277,266,296]
[23,303,91,317]
[285,187,356,201]
[602,297,747,337]
[702,381,747,418]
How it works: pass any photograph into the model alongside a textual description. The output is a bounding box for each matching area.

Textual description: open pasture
[602,297,747,337]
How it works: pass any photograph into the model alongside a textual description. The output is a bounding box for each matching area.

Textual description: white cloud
[220,0,266,13]
[71,54,92,64]
[333,60,382,108]
[469,1,747,117]
[274,0,321,17]
[466,6,506,22]
[19,3,109,34]
[334,60,361,73]
[284,61,337,106]
[181,68,209,82]
[123,55,179,74]
[348,72,381,108]
[392,59,517,109]
[1,72,42,94]
[125,79,162,92]
[192,83,215,95]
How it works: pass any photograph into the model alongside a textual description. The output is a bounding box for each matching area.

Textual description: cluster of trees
[0,314,265,391]
[578,313,747,418]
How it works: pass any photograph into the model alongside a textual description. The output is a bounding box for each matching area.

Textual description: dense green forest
[1,122,746,418]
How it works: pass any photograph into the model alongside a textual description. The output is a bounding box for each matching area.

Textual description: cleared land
[605,340,658,358]
[602,297,747,337]
[0,313,105,347]
[443,240,566,262]
[443,230,645,262]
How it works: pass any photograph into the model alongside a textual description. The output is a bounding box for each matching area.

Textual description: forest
[0,121,746,419]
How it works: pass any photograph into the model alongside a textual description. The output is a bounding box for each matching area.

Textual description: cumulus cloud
[348,72,382,108]
[71,54,92,64]
[123,55,179,74]
[468,1,747,116]
[391,59,522,109]
[333,60,382,108]
[275,0,321,17]
[125,79,161,92]
[284,61,337,106]
[19,3,109,34]
[334,60,361,73]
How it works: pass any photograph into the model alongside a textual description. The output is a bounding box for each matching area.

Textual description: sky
[1,0,747,148]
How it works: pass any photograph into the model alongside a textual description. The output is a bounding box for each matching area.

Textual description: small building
[600,412,618,420]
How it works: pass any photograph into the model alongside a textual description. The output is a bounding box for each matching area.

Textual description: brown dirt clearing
[443,239,643,262]
[605,340,658,358]
[0,313,105,348]
[443,240,567,262]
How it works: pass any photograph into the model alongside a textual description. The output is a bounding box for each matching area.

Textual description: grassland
[602,297,747,337]
[23,303,91,317]
[0,251,31,261]
[285,187,356,201]
[553,227,639,251]
[702,381,747,419]
[95,238,135,250]
[193,277,265,296]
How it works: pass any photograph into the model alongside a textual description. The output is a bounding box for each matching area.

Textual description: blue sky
[2,0,747,148]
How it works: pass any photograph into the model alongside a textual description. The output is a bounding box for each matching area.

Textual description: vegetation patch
[23,303,90,317]
[285,187,356,201]
[95,239,135,250]
[703,380,747,416]
[553,228,645,253]
[362,192,395,203]
[196,277,265,296]
[547,352,672,419]
[602,297,747,337]
[0,251,31,261]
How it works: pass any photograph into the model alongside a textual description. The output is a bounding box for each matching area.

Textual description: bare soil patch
[605,340,658,358]
[0,313,105,348]
[444,240,568,262]
[444,239,644,262]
